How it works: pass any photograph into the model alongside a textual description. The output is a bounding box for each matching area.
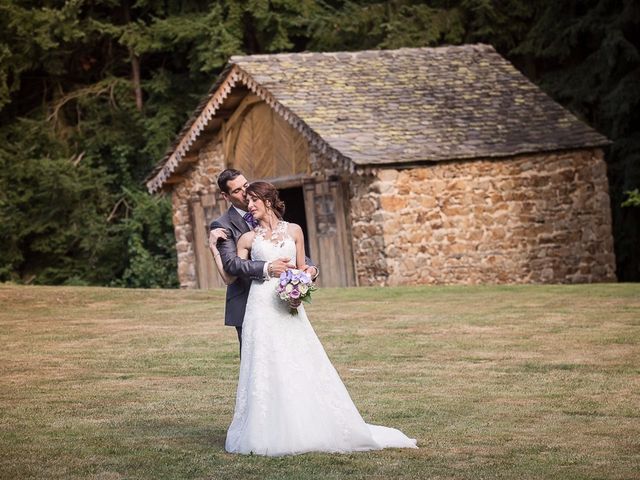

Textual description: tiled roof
[147,44,609,193]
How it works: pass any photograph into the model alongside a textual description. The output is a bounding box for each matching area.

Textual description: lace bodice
[251,221,296,263]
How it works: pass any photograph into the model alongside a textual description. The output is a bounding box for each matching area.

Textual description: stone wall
[171,137,226,288]
[351,148,616,286]
[350,175,389,286]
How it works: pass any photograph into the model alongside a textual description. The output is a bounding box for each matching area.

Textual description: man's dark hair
[217,169,243,194]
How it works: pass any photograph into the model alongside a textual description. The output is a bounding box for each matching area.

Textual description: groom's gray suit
[210,207,265,329]
[211,206,315,345]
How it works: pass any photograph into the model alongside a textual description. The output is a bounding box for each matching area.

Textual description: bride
[209,181,417,456]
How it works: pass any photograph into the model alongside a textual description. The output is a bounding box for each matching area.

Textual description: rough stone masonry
[350,148,616,286]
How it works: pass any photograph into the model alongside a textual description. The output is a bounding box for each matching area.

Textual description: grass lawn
[0,283,639,480]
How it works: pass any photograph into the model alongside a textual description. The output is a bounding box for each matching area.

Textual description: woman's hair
[246,181,286,219]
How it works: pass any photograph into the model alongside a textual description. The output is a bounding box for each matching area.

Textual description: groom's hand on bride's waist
[267,258,296,278]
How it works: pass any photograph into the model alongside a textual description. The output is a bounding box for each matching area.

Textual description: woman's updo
[246,181,286,219]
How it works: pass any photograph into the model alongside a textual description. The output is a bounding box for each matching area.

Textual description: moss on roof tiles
[228,45,608,166]
[150,45,609,188]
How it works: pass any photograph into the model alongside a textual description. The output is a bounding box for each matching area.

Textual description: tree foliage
[622,189,640,207]
[1,0,638,285]
[509,0,640,281]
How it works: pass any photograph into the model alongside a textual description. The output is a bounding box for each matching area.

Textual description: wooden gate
[302,179,356,287]
[189,192,227,289]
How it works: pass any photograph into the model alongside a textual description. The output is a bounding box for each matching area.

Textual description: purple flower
[289,288,301,299]
[300,272,311,284]
[274,268,317,314]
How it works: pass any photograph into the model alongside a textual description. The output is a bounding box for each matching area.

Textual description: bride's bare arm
[209,230,254,285]
[289,223,306,270]
[289,223,318,279]
[209,228,236,285]
[237,232,253,261]
[211,220,266,280]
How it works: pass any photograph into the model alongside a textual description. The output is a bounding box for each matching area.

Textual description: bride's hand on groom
[209,228,228,250]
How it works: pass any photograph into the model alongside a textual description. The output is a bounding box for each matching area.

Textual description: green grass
[0,283,639,479]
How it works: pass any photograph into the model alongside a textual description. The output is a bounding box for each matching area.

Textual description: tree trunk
[131,51,143,111]
[123,0,143,111]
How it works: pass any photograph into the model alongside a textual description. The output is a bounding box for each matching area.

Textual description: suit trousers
[235,326,242,356]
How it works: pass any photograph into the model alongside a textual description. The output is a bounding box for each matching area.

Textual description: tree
[0,0,328,286]
[510,0,640,280]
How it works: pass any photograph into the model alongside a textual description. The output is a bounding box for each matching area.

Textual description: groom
[209,169,317,349]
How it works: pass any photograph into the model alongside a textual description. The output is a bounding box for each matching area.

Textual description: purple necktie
[243,212,258,229]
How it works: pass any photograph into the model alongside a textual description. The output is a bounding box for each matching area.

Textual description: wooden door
[190,193,227,289]
[225,98,310,179]
[303,179,356,287]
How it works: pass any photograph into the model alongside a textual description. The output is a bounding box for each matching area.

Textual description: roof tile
[148,45,609,192]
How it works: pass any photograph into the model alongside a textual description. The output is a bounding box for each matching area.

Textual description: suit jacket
[210,206,315,328]
[210,207,266,327]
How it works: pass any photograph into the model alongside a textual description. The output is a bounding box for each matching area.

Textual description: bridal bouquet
[276,269,317,315]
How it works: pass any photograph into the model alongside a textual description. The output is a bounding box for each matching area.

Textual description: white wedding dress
[225,221,418,456]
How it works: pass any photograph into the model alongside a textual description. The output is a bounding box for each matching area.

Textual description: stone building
[146,44,616,289]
